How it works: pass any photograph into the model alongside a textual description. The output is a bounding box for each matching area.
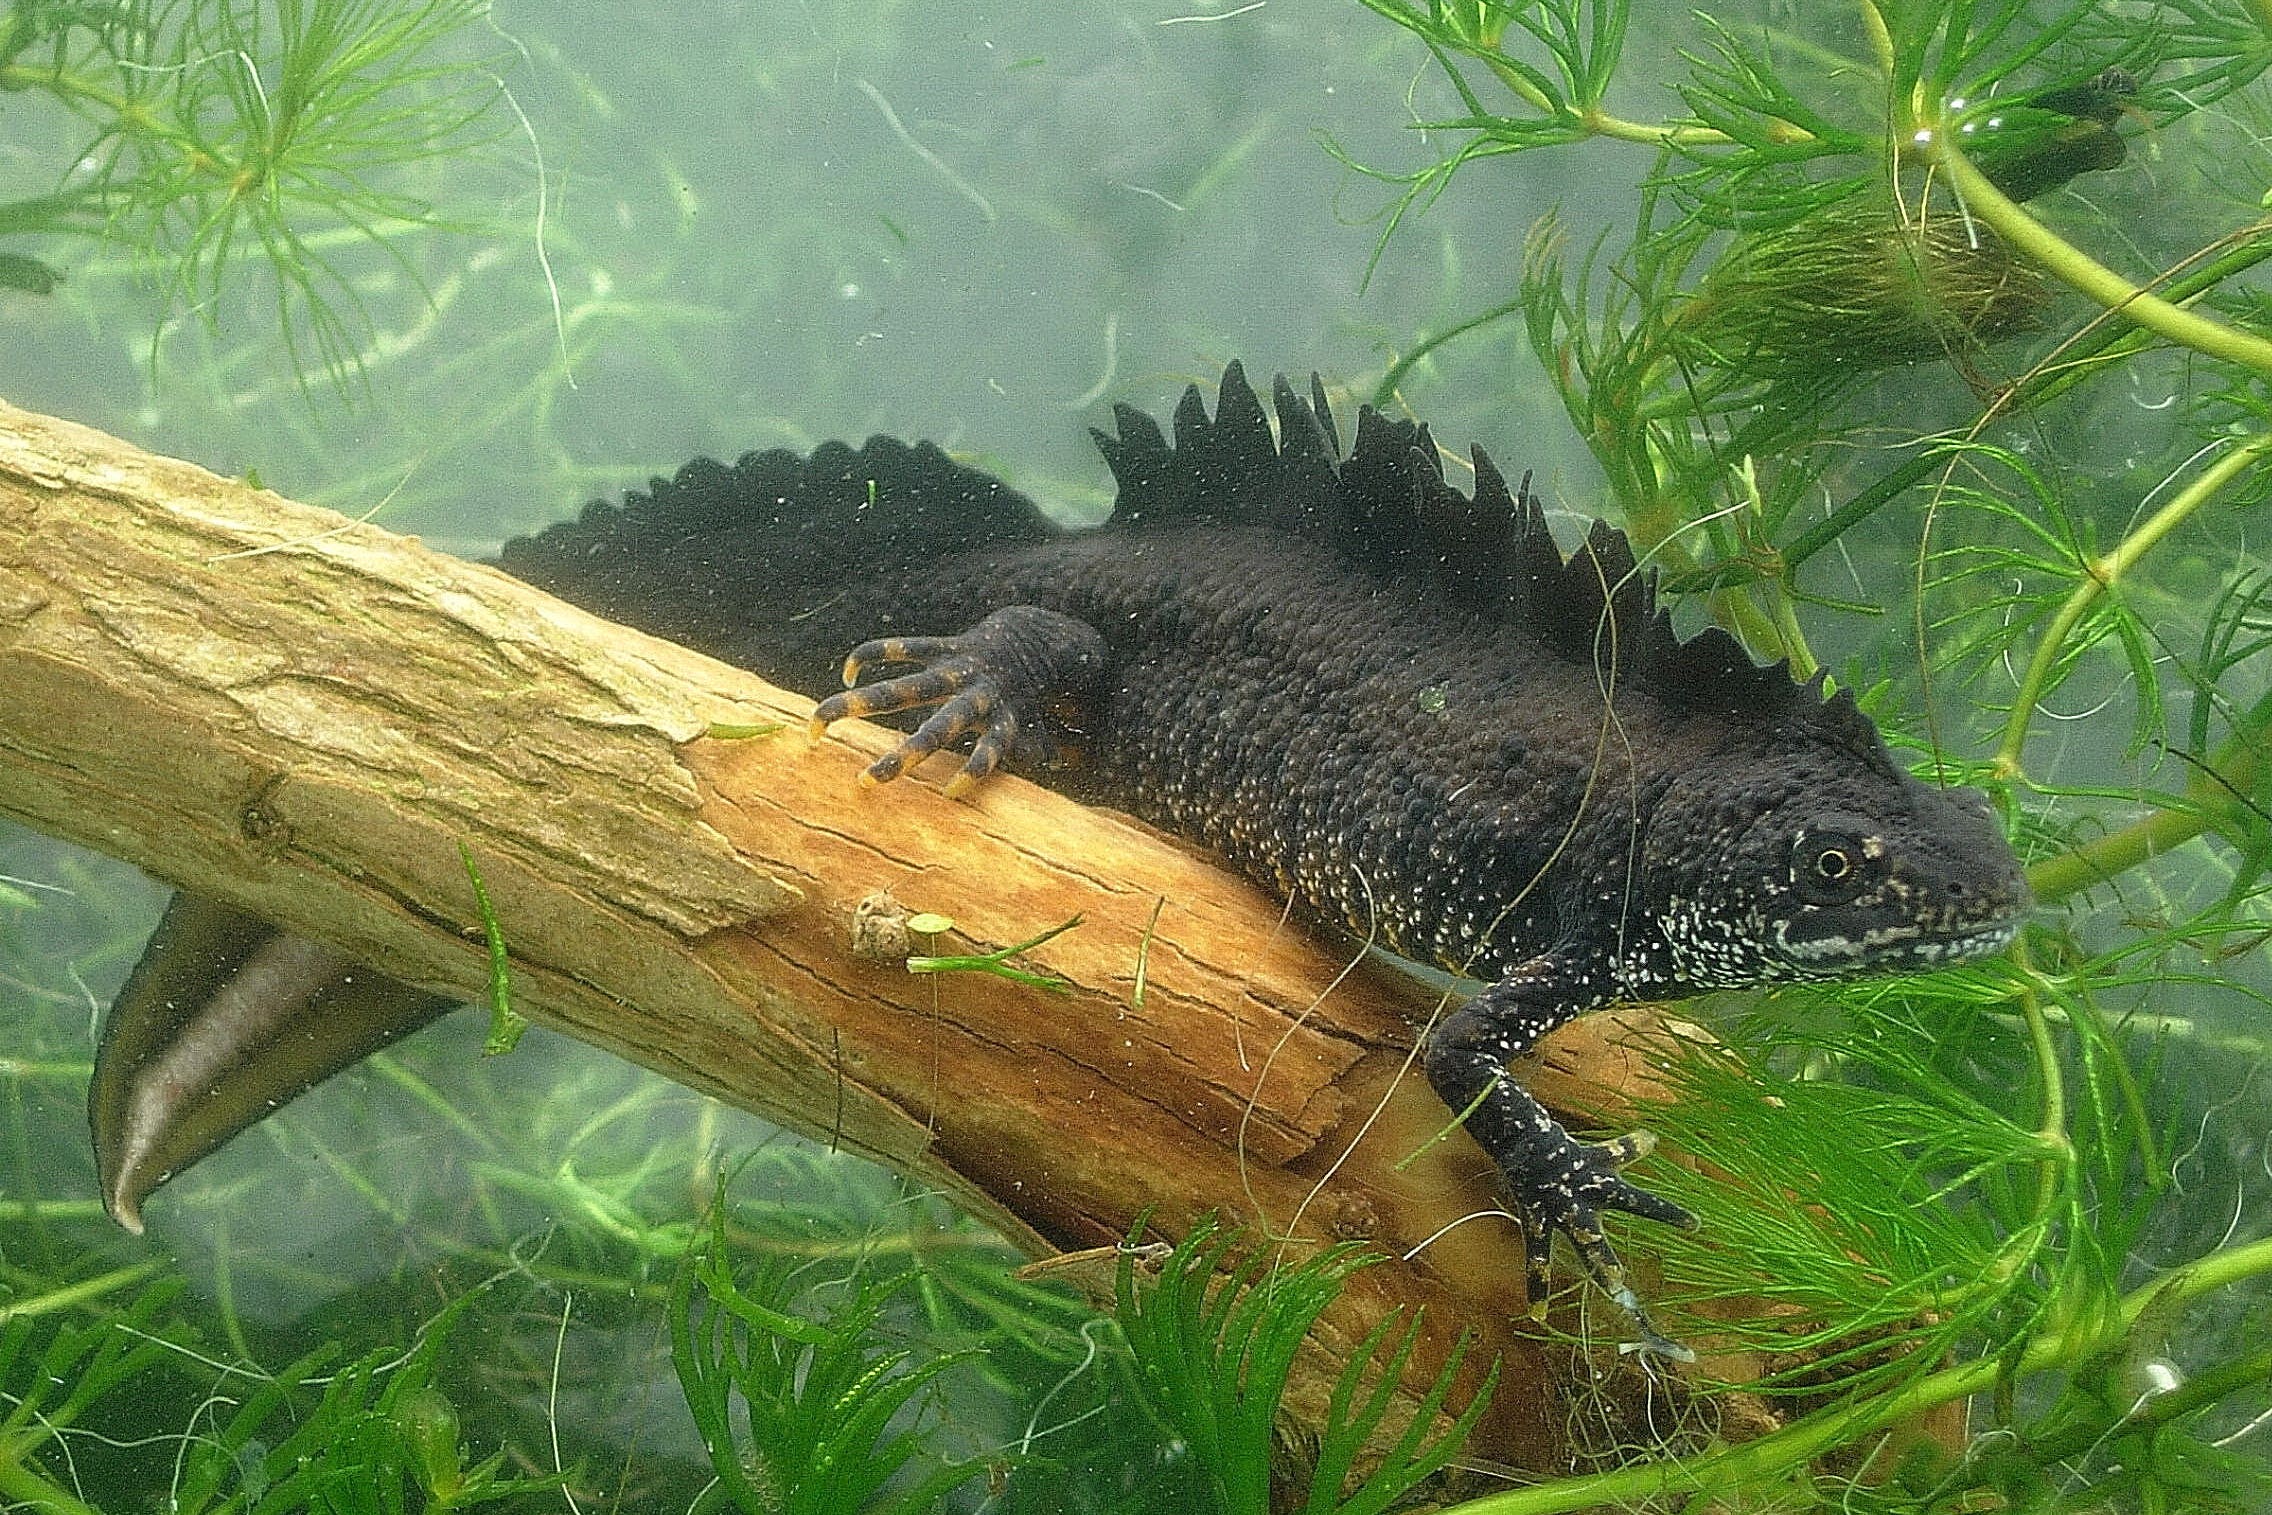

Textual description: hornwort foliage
[1342,1,2272,1510]
[0,0,515,391]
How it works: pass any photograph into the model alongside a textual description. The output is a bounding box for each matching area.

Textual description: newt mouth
[1874,915,2026,966]
[1779,913,2026,971]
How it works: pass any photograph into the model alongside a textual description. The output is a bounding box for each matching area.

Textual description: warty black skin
[506,364,2031,1353]
[92,365,2031,1355]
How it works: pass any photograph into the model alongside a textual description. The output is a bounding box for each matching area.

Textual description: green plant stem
[1573,106,1739,148]
[1937,134,2272,381]
[1457,45,1739,148]
[2032,809,2226,904]
[0,62,137,119]
[2003,949,2068,1287]
[2007,229,2272,411]
[1398,18,1753,152]
[1764,570,1820,680]
[458,842,524,1055]
[1617,449,1793,660]
[1669,449,1946,597]
[0,1058,92,1080]
[1964,1339,2272,1485]
[1994,431,2272,776]
[0,60,209,169]
[905,915,1082,991]
[1671,231,2272,597]
[1374,293,1529,408]
[0,1449,105,1515]
[1442,1233,2272,1515]
[0,1261,167,1326]
[2028,691,2272,901]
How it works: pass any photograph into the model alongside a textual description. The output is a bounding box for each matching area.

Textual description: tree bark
[0,397,1753,1468]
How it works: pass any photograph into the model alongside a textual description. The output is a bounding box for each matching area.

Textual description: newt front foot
[1515,1128,1697,1362]
[808,604,1109,794]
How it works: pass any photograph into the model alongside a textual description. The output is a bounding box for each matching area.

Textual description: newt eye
[1792,827,1874,905]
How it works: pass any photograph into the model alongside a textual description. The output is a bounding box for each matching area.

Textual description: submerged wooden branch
[0,398,1750,1467]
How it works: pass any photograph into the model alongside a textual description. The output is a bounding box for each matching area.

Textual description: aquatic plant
[670,1199,991,1515]
[1341,0,2272,1509]
[0,0,516,390]
[0,1275,562,1513]
[1113,1217,1496,1514]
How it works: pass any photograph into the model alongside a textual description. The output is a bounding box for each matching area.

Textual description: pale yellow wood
[0,396,1762,1468]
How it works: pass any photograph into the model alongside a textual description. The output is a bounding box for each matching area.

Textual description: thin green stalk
[0,60,212,174]
[1459,48,1741,146]
[0,62,139,120]
[0,1200,105,1223]
[1468,47,1555,114]
[0,1451,105,1515]
[0,1058,91,1080]
[1764,571,1820,680]
[2006,230,2272,413]
[2027,692,2271,901]
[1374,293,1529,408]
[1673,232,2272,597]
[1977,1339,2272,1476]
[458,841,524,1055]
[1443,1233,2272,1515]
[1574,106,1741,148]
[0,1261,167,1326]
[2033,807,2236,904]
[1618,444,1793,660]
[905,915,1082,991]
[1444,37,1750,148]
[1938,134,2272,381]
[1785,450,1940,576]
[1995,432,2272,776]
[2000,948,2069,1287]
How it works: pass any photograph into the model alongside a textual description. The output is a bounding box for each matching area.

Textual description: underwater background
[5,1,2272,1510]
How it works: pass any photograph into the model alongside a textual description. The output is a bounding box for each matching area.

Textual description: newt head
[1644,699,2031,991]
[1765,784,2030,971]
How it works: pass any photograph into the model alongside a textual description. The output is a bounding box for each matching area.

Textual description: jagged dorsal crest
[1090,362,1849,724]
[1787,673,1902,768]
[496,433,1055,638]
